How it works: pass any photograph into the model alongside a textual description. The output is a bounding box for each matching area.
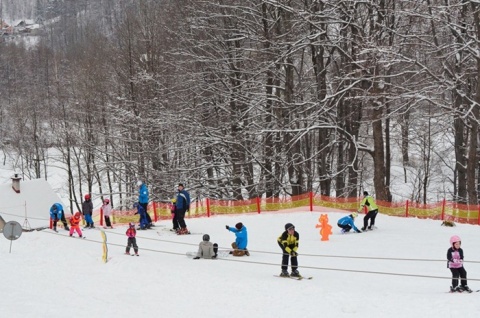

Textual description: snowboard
[186,251,230,259]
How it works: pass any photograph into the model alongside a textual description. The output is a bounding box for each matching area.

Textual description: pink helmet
[450,235,461,245]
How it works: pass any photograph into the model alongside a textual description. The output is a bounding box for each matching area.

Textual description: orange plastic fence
[90,193,480,226]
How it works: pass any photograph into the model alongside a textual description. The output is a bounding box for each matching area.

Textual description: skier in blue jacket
[175,183,191,234]
[49,203,69,232]
[137,180,152,228]
[226,222,249,256]
[337,212,362,233]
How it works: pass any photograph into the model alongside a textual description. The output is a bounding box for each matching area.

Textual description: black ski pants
[363,209,378,229]
[450,267,467,288]
[278,242,298,271]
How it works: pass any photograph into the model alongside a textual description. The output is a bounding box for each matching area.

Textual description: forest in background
[0,0,479,208]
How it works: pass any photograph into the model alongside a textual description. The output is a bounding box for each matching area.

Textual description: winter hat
[450,235,461,246]
[129,222,135,228]
[363,191,369,196]
[203,234,210,242]
[137,180,143,187]
[85,194,91,200]
[285,223,294,231]
[351,212,358,218]
[235,222,243,230]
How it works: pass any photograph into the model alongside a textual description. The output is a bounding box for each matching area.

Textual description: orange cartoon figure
[315,214,332,241]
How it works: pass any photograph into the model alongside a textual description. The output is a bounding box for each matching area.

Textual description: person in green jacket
[359,191,379,231]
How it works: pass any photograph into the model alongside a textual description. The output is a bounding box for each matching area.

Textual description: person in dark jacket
[82,194,94,228]
[175,183,191,235]
[277,223,300,277]
[133,202,148,230]
[49,203,69,232]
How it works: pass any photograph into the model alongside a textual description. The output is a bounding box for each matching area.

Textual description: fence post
[153,202,158,222]
[441,198,446,221]
[477,204,480,225]
[206,198,211,217]
[309,192,313,212]
[405,200,409,218]
[100,207,104,226]
[256,197,261,214]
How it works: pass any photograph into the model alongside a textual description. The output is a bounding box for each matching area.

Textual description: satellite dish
[3,221,22,240]
[3,221,22,253]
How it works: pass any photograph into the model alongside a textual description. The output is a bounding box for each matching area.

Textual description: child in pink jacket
[125,223,139,256]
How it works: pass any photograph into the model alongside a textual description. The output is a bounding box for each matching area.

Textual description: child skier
[102,198,113,229]
[447,235,472,292]
[82,194,94,228]
[277,223,300,277]
[125,223,139,256]
[337,212,362,233]
[133,202,148,230]
[69,212,83,238]
[225,222,249,256]
[193,234,218,259]
[170,198,180,232]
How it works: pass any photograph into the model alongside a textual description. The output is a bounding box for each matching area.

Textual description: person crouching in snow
[277,223,300,277]
[69,212,83,238]
[125,223,139,256]
[225,222,249,256]
[193,234,218,259]
[448,235,472,292]
[337,212,362,234]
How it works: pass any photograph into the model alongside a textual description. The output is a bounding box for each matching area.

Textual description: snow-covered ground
[2,209,480,318]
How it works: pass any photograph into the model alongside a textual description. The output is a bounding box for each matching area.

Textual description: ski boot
[368,225,373,230]
[280,270,289,277]
[245,249,250,256]
[290,269,301,278]
[462,285,472,293]
[454,286,464,293]
[361,227,366,231]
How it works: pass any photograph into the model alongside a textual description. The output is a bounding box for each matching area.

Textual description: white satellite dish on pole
[3,221,22,253]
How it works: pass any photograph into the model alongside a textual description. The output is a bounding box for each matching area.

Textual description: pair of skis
[274,275,313,281]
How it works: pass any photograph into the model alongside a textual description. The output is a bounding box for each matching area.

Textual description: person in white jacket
[102,198,113,229]
[193,234,218,259]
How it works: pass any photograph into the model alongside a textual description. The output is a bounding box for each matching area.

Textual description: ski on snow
[274,275,313,280]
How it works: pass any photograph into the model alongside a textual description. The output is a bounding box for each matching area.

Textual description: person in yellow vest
[359,191,379,231]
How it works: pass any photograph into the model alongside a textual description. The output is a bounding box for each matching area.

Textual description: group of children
[51,190,473,289]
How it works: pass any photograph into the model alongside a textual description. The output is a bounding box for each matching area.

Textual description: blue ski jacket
[228,225,248,249]
[139,184,149,204]
[176,189,191,210]
[337,215,360,232]
[49,203,64,219]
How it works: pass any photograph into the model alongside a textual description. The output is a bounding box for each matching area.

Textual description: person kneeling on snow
[193,234,218,259]
[226,222,249,256]
[337,212,362,233]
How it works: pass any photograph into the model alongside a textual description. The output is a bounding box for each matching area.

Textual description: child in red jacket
[69,212,83,238]
[125,223,139,256]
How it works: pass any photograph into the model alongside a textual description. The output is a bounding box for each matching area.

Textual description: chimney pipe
[11,174,21,193]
